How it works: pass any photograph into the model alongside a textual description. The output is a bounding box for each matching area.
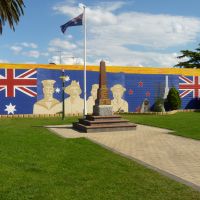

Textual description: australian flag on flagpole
[60,13,83,33]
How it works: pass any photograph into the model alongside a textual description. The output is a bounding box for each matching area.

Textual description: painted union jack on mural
[0,69,37,97]
[179,75,200,98]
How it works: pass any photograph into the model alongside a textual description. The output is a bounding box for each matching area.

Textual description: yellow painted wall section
[0,63,200,76]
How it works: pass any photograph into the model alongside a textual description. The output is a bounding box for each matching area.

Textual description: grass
[122,112,200,140]
[0,117,200,200]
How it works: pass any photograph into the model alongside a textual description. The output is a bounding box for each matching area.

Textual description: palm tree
[0,0,25,34]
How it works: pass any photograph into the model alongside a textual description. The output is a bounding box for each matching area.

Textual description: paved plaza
[47,124,200,191]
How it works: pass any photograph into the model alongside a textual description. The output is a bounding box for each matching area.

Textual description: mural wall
[0,64,200,115]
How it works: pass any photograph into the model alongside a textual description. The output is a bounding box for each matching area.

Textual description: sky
[0,0,200,67]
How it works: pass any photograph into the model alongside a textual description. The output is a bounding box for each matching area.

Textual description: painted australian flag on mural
[0,68,37,114]
[179,75,200,109]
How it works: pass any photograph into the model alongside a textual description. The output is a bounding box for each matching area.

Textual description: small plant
[167,87,181,110]
[153,98,165,112]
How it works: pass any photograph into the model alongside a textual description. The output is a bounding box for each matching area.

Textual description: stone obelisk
[72,60,137,133]
[93,60,113,116]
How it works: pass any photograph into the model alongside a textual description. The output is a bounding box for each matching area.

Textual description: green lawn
[0,117,200,200]
[122,112,200,140]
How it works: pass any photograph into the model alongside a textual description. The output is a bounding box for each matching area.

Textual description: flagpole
[60,7,85,116]
[83,5,87,117]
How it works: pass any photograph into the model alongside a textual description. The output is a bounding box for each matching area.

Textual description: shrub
[167,87,181,110]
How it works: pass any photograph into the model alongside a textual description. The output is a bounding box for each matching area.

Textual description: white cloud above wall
[9,41,50,60]
[0,59,9,63]
[21,42,38,49]
[10,42,38,54]
[53,1,200,67]
[48,55,79,64]
[49,38,77,50]
[48,38,82,64]
[22,50,40,58]
[54,2,200,48]
[10,46,23,54]
[48,50,83,64]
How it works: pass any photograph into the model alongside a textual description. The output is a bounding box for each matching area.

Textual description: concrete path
[46,124,200,191]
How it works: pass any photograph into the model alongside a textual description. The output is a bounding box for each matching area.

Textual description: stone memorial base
[73,115,137,133]
[93,105,113,116]
[73,60,137,133]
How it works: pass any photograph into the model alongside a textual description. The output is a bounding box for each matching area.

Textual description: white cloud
[30,43,38,48]
[22,50,48,59]
[98,1,125,12]
[53,1,200,67]
[21,42,38,48]
[48,53,82,65]
[10,42,39,60]
[53,3,81,17]
[48,47,57,52]
[0,59,9,63]
[41,52,49,57]
[91,43,179,67]
[53,2,118,25]
[10,46,22,54]
[49,38,77,50]
[23,50,40,58]
[67,34,73,39]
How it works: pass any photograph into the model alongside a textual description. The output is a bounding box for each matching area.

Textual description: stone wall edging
[0,109,199,118]
[122,109,200,115]
[0,113,82,118]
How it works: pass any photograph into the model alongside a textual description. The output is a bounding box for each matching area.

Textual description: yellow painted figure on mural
[33,80,61,114]
[111,84,128,112]
[87,84,98,114]
[64,80,84,115]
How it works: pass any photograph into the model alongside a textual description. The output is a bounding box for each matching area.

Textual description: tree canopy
[174,44,200,68]
[175,44,200,68]
[0,0,25,34]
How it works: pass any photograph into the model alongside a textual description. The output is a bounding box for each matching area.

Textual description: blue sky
[0,0,200,67]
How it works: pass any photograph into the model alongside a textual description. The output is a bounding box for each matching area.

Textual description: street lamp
[50,51,78,120]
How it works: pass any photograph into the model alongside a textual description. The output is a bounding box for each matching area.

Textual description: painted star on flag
[4,103,16,115]
[55,87,61,93]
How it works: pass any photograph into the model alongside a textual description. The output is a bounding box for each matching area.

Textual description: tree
[0,0,25,34]
[167,87,181,110]
[174,44,200,68]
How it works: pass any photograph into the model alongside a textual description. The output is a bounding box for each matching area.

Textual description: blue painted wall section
[0,67,199,115]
